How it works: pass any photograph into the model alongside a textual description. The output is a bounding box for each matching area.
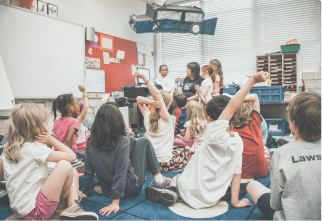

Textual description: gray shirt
[270,140,321,220]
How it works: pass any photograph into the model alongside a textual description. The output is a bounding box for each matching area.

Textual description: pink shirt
[212,75,221,96]
[54,117,79,152]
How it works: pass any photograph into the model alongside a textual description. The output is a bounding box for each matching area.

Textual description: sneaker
[60,200,98,220]
[145,187,178,206]
[55,191,84,213]
[154,176,171,189]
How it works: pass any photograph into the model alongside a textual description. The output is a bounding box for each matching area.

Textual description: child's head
[206,95,231,121]
[168,101,177,116]
[4,104,49,162]
[288,91,321,141]
[187,100,207,136]
[230,101,253,127]
[202,65,214,78]
[91,104,126,150]
[209,59,223,87]
[175,93,187,108]
[155,84,163,90]
[149,90,171,133]
[53,94,79,120]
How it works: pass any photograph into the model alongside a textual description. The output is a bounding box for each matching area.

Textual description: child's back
[174,93,188,135]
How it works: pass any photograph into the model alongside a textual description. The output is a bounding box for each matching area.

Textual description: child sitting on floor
[230,94,270,178]
[174,93,188,135]
[0,104,97,220]
[247,91,321,220]
[145,71,269,209]
[53,85,88,154]
[174,101,207,153]
[135,72,190,172]
[82,104,171,217]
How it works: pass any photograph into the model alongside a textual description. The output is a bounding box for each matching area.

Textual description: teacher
[182,62,204,101]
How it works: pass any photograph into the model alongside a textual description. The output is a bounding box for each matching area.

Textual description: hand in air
[133,71,144,79]
[152,101,163,109]
[78,85,86,92]
[99,203,120,216]
[253,71,270,84]
[35,132,53,145]
[232,198,251,208]
[194,85,201,95]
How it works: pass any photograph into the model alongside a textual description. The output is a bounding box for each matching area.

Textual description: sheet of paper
[144,45,151,56]
[116,50,125,60]
[138,53,144,66]
[109,58,120,63]
[136,43,145,54]
[0,53,15,110]
[103,52,109,64]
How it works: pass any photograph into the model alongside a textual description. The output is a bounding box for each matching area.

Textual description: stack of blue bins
[249,86,284,103]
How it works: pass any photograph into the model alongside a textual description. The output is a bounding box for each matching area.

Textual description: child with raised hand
[247,91,321,220]
[145,71,269,209]
[0,104,98,220]
[82,104,171,217]
[230,94,270,178]
[134,72,190,172]
[53,85,88,153]
[174,101,207,153]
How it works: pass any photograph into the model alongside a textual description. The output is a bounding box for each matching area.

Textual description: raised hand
[133,71,144,79]
[152,101,163,109]
[78,85,86,93]
[253,71,270,84]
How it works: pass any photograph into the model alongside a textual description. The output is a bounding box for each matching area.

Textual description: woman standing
[182,62,204,102]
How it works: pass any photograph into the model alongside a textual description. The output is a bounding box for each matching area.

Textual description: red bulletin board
[85,32,139,93]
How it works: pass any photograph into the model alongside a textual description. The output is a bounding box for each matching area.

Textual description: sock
[168,186,177,192]
[154,174,164,183]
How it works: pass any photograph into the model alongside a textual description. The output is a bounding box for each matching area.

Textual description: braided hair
[53,94,74,120]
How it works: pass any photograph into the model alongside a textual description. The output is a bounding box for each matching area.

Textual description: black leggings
[129,136,161,188]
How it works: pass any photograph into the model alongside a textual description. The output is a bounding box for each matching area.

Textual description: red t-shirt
[231,111,269,179]
[54,117,79,153]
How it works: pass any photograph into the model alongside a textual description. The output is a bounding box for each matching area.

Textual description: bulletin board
[85,32,138,93]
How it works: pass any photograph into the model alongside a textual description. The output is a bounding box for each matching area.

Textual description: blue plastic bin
[265,118,289,136]
[224,88,239,95]
[250,86,284,103]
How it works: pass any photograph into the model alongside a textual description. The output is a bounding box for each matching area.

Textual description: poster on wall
[37,0,47,14]
[103,52,109,64]
[47,3,58,17]
[100,34,114,52]
[138,53,144,66]
[85,57,100,69]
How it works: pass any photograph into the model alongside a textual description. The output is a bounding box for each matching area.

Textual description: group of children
[0,59,320,220]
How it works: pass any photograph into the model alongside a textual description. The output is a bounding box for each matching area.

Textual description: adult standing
[154,65,175,92]
[182,62,204,101]
[209,59,224,96]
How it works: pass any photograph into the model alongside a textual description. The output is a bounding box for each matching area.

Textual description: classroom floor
[0,152,278,221]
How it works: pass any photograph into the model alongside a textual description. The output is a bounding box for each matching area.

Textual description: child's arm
[134,72,171,124]
[0,158,4,181]
[231,173,251,208]
[218,72,269,121]
[35,132,76,163]
[187,94,199,102]
[77,85,89,123]
[243,94,260,113]
[176,127,191,143]
[65,128,76,149]
[195,85,208,105]
[136,97,162,118]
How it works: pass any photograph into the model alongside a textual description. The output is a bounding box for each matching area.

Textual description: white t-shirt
[77,123,86,144]
[184,120,206,153]
[177,120,243,209]
[200,77,213,101]
[154,76,175,92]
[1,142,52,218]
[144,112,174,162]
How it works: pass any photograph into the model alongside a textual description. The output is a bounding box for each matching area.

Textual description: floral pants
[160,146,191,172]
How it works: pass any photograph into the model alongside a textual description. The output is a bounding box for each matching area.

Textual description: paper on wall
[145,55,152,62]
[144,44,151,56]
[103,52,109,64]
[116,50,125,60]
[138,53,144,66]
[136,43,145,54]
[109,58,120,63]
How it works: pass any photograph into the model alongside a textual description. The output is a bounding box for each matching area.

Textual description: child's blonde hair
[4,104,49,163]
[231,101,253,127]
[149,90,171,133]
[186,101,207,136]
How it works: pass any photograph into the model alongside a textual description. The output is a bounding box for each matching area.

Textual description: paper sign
[116,50,125,60]
[109,58,120,63]
[138,53,144,66]
[85,57,100,69]
[103,52,109,64]
[136,43,145,54]
[144,45,151,56]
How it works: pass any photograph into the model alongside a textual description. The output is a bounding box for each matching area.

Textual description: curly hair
[230,102,253,127]
[186,101,207,137]
[149,90,171,133]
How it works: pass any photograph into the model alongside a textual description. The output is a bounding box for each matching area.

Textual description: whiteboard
[0,4,84,99]
[0,53,15,110]
[85,69,105,92]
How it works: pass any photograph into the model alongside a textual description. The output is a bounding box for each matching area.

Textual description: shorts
[257,193,275,220]
[20,190,59,220]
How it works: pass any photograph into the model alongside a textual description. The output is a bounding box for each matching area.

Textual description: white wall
[0,0,155,135]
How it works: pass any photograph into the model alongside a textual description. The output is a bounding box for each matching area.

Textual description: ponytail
[53,94,73,121]
[149,109,161,133]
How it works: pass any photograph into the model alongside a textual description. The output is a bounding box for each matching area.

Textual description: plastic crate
[249,86,284,103]
[224,87,239,95]
[281,44,300,53]
[265,118,289,136]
